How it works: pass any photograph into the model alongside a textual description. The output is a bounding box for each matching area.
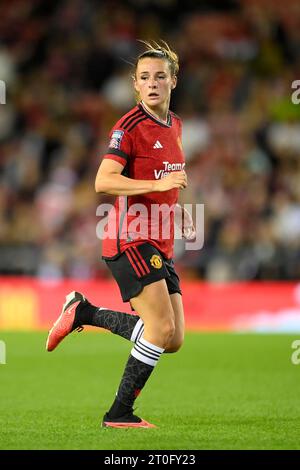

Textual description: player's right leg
[46,244,183,354]
[46,291,84,352]
[46,244,167,352]
[46,291,143,352]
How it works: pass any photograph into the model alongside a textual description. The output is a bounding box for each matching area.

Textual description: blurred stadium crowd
[0,0,300,281]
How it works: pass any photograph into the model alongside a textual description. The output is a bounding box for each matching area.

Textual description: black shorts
[105,242,182,303]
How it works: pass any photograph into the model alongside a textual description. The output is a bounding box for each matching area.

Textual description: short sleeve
[102,127,133,167]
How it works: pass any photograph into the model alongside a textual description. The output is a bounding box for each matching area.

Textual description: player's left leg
[165,293,185,353]
[103,278,174,428]
[161,258,184,353]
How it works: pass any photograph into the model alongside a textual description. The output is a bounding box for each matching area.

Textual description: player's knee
[142,303,175,348]
[160,318,176,346]
[166,334,184,353]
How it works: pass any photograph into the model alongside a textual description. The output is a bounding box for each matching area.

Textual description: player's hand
[181,207,196,240]
[174,204,196,240]
[153,171,187,192]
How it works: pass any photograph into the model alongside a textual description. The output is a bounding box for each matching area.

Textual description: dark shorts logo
[109,130,124,150]
[150,254,162,269]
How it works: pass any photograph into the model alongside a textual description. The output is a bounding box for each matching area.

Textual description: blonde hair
[134,39,179,77]
[133,40,179,102]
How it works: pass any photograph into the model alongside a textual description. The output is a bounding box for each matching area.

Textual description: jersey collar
[139,101,172,128]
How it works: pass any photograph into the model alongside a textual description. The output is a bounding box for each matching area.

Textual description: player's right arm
[95,159,187,196]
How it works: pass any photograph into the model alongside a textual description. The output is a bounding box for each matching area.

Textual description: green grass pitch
[0,331,300,449]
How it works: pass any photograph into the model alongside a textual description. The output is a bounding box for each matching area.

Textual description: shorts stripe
[125,249,143,277]
[128,247,149,276]
[132,246,150,274]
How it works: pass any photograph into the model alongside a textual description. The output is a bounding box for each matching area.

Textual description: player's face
[134,58,177,110]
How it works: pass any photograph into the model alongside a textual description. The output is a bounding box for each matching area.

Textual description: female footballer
[46,41,195,428]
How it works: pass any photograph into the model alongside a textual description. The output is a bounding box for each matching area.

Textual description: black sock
[107,355,154,417]
[107,338,164,418]
[72,301,142,341]
[106,397,133,419]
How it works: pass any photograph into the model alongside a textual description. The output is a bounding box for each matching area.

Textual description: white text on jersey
[154,161,185,180]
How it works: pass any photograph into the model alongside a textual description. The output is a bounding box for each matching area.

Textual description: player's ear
[133,76,139,92]
[171,75,177,90]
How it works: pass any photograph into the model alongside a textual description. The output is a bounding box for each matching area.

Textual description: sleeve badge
[109,130,124,150]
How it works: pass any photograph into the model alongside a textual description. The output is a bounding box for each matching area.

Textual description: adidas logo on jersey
[153,140,163,149]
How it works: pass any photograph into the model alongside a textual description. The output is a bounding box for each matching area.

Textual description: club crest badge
[150,255,162,269]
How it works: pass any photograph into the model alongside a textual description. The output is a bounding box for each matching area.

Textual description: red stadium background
[1,277,300,332]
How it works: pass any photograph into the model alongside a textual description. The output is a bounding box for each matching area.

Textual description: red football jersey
[101,102,185,260]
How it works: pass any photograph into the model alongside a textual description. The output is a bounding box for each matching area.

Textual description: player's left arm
[174,203,196,240]
[174,119,196,240]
